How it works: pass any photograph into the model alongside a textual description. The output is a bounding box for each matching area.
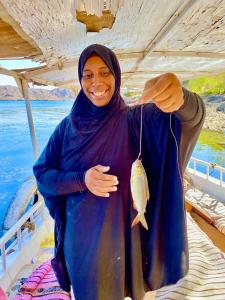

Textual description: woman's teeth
[92,90,106,96]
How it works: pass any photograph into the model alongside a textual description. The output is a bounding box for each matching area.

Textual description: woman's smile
[89,88,110,101]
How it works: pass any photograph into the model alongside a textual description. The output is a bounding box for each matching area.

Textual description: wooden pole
[20,79,39,160]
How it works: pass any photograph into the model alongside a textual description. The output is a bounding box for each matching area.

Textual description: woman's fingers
[94,179,118,187]
[92,178,118,196]
[99,185,118,192]
[156,100,182,112]
[139,73,184,112]
[141,74,172,102]
[94,171,118,182]
[93,185,118,194]
[92,191,110,197]
[85,165,119,197]
[94,165,110,173]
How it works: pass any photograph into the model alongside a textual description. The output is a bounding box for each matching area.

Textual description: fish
[130,159,150,230]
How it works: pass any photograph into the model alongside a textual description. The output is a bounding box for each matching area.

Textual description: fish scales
[130,159,150,230]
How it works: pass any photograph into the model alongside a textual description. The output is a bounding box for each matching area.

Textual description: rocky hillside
[202,95,225,132]
[204,105,225,132]
[0,85,75,100]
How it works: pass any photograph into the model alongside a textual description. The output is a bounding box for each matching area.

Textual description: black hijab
[71,44,126,122]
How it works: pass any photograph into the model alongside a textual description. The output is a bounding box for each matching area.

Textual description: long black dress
[33,44,205,300]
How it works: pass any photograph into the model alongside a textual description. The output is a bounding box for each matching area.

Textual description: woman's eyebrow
[83,68,92,73]
[83,67,110,72]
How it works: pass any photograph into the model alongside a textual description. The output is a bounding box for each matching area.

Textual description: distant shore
[1,102,225,133]
[0,85,75,101]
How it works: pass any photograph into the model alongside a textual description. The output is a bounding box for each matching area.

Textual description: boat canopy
[0,0,225,90]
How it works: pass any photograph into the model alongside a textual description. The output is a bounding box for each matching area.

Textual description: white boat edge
[0,195,54,291]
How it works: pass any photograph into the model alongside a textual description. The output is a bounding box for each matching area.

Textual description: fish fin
[131,214,148,230]
[147,190,150,201]
[131,214,140,227]
[139,215,148,230]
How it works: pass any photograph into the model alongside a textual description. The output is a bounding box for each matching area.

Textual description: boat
[0,1,225,299]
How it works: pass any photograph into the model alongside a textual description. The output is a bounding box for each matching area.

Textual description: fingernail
[106,193,110,197]
[113,187,117,191]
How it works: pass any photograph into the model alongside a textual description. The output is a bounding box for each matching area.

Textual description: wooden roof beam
[27,76,57,87]
[125,0,197,83]
[54,80,77,87]
[117,51,225,60]
[18,50,225,79]
[141,51,225,60]
[19,58,78,77]
[27,66,225,89]
[122,70,221,77]
[0,66,20,78]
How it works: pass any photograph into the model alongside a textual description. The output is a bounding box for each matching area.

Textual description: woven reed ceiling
[0,0,225,89]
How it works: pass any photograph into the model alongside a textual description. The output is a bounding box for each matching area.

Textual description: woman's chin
[90,98,111,107]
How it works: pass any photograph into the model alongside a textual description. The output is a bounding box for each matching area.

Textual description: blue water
[0,100,73,236]
[0,100,225,236]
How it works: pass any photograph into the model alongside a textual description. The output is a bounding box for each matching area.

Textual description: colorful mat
[0,287,7,300]
[13,260,71,300]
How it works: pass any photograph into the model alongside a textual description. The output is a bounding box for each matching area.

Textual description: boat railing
[0,196,45,273]
[188,157,225,187]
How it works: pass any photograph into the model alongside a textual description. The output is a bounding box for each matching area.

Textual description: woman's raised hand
[84,165,119,197]
[139,73,184,113]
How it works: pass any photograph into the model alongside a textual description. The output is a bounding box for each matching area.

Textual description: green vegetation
[198,129,225,151]
[183,72,225,95]
[123,88,142,98]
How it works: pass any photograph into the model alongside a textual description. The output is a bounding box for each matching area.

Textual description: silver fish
[130,159,150,230]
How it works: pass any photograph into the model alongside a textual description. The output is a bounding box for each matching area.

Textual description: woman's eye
[101,71,110,77]
[83,74,93,79]
[82,70,110,79]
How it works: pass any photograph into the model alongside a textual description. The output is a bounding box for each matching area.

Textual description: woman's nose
[91,74,102,85]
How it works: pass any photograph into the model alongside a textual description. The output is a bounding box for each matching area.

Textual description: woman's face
[81,55,115,107]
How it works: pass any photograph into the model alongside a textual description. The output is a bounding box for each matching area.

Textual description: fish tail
[131,215,139,227]
[132,214,148,230]
[140,215,148,230]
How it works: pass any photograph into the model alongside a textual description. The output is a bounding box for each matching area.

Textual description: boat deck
[7,235,54,299]
[6,210,225,300]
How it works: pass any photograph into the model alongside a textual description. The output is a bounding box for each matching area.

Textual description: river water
[0,100,224,236]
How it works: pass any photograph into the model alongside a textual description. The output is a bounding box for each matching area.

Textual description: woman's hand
[85,165,119,197]
[139,73,184,113]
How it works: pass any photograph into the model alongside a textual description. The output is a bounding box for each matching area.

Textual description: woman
[33,44,205,300]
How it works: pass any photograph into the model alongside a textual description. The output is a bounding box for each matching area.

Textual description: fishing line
[137,105,144,160]
[137,107,182,184]
[169,112,183,184]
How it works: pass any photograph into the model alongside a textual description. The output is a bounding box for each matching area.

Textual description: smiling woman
[33,44,205,300]
[81,55,115,107]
